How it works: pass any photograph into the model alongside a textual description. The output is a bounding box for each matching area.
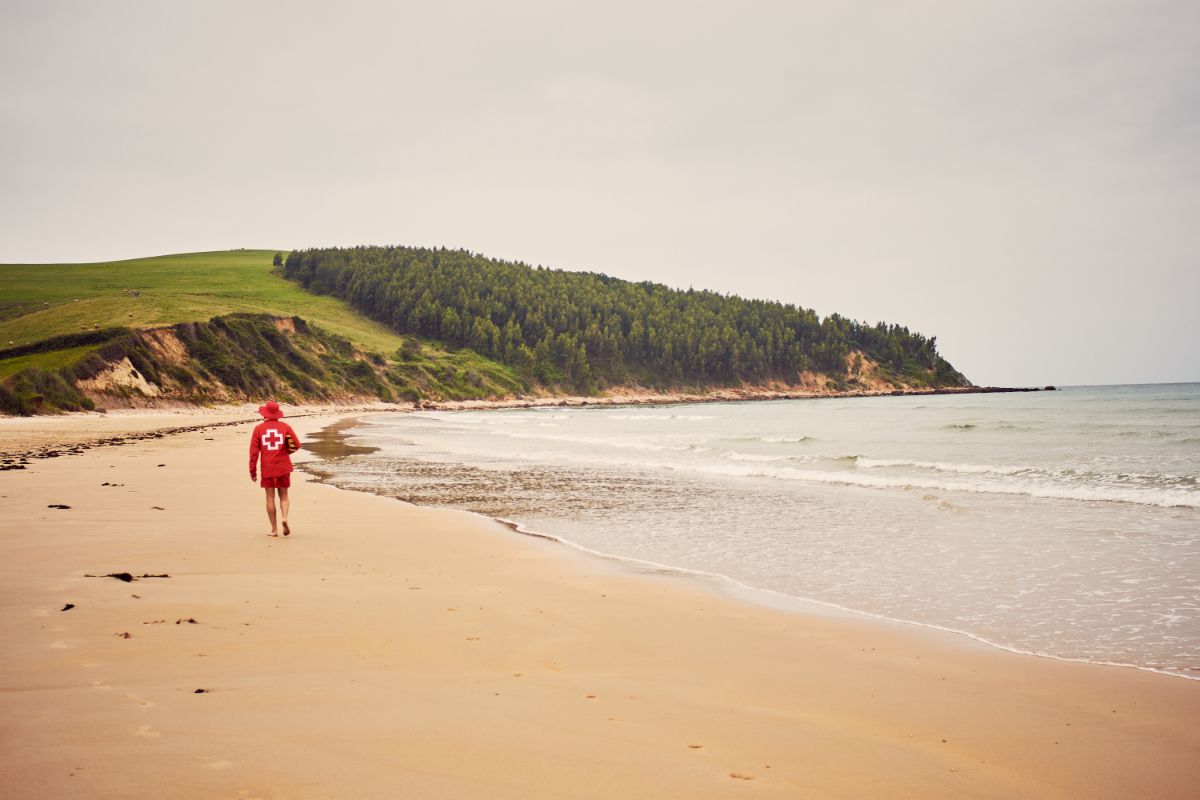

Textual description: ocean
[304,383,1200,679]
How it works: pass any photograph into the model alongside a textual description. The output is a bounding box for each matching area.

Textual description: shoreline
[2,407,1198,797]
[1,378,1048,422]
[412,382,1050,413]
[498,516,1200,682]
[0,385,1023,459]
[7,401,1197,680]
[305,416,1199,684]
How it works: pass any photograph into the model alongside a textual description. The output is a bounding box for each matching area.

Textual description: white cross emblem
[262,429,285,451]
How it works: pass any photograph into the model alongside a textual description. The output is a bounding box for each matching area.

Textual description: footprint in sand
[203,758,234,770]
[136,725,161,738]
[730,773,755,781]
[127,692,154,708]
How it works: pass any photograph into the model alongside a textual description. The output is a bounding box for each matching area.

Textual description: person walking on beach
[249,400,300,537]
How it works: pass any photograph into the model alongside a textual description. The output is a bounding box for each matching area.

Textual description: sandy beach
[1,409,1198,799]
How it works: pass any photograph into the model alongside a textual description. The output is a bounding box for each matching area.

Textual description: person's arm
[249,428,260,480]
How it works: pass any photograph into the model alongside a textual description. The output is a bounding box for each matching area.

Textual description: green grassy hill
[0,250,525,414]
[0,250,406,353]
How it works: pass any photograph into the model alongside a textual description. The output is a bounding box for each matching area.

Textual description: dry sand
[1,409,1198,799]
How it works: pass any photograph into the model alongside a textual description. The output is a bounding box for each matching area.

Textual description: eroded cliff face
[0,314,400,414]
[73,315,394,410]
[75,356,162,400]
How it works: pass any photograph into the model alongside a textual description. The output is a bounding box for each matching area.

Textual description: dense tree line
[284,246,969,392]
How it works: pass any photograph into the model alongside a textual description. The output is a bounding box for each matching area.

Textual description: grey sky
[2,1,1197,386]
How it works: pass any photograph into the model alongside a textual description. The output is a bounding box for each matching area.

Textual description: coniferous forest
[284,246,969,393]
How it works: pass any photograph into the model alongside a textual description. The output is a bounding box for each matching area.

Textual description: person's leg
[279,487,290,536]
[264,487,278,536]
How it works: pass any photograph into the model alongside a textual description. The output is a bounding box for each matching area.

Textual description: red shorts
[260,475,291,489]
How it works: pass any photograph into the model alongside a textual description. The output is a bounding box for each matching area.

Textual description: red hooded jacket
[249,419,299,479]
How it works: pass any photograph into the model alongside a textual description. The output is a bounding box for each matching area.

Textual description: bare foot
[282,521,290,537]
[267,531,279,537]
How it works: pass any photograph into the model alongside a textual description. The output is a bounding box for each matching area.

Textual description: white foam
[691,462,1200,509]
[855,457,1032,475]
[603,413,716,421]
[725,452,794,463]
[495,430,693,452]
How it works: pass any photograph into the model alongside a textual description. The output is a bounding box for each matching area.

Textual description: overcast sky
[2,1,1197,386]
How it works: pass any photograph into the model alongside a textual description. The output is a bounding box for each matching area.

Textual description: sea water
[306,384,1200,678]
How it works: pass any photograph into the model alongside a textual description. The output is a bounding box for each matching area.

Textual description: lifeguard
[249,400,301,537]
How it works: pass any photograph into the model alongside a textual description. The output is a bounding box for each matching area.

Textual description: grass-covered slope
[0,314,525,415]
[0,250,406,354]
[0,251,526,414]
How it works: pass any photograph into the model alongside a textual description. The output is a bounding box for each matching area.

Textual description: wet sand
[0,408,1197,798]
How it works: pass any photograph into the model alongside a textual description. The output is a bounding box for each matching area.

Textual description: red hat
[257,401,284,419]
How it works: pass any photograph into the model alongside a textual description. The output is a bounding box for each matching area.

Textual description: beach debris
[687,744,703,749]
[116,632,132,639]
[151,506,165,510]
[143,620,167,624]
[85,572,171,582]
[157,464,166,467]
[175,617,198,625]
[194,688,209,694]
[61,603,75,612]
[730,773,754,781]
[91,572,135,582]
[47,504,71,509]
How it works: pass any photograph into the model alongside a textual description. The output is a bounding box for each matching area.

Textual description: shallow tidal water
[306,384,1200,679]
